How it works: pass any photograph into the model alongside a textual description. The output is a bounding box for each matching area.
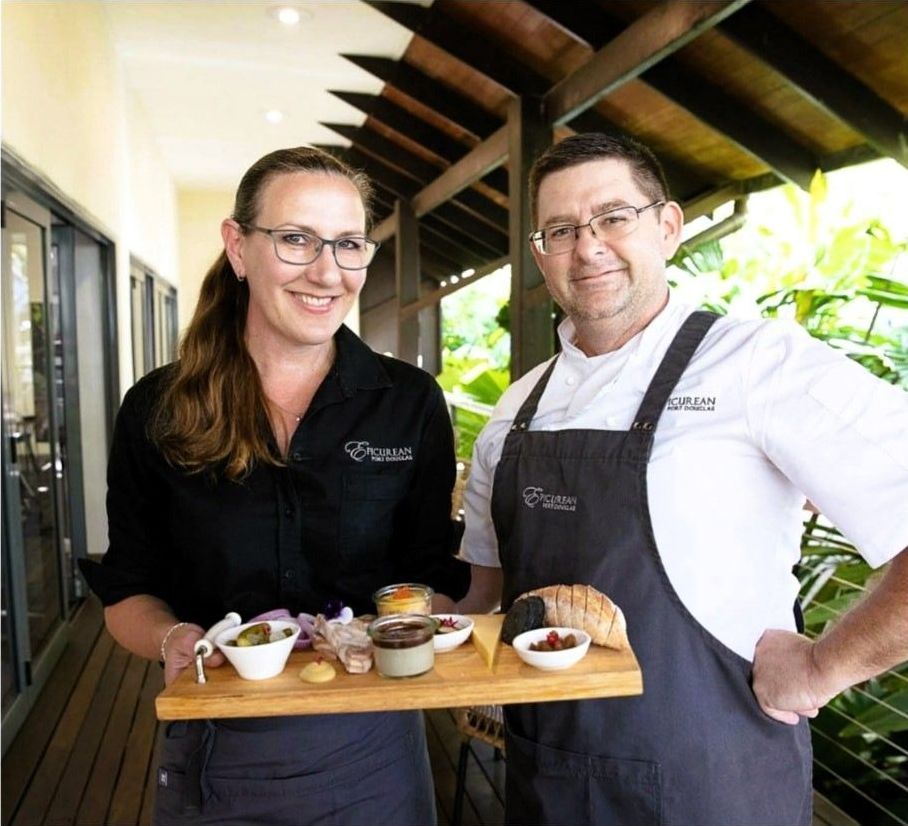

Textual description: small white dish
[431,614,474,653]
[215,619,300,680]
[511,626,591,671]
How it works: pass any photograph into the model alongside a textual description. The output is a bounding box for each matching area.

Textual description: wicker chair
[452,704,505,826]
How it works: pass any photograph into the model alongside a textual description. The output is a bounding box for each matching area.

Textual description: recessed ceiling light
[268,6,307,26]
[265,109,284,124]
[461,268,475,278]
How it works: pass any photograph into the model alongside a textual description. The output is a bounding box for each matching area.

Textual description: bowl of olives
[215,619,300,680]
[511,627,591,671]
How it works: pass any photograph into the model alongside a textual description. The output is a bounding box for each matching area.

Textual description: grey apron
[153,710,436,825]
[491,311,812,826]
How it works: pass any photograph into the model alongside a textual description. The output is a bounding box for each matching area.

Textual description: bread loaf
[524,584,629,650]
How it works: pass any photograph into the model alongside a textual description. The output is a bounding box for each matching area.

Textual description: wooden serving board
[155,615,642,721]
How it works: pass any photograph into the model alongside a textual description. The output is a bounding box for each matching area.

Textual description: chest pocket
[340,470,411,563]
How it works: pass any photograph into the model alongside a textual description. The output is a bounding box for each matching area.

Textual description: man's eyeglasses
[529,201,665,255]
[244,225,380,270]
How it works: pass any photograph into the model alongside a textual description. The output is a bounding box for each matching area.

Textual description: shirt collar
[332,324,393,398]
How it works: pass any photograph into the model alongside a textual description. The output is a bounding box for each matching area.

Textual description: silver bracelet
[160,621,190,663]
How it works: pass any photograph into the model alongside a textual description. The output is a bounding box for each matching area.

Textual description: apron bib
[491,311,812,826]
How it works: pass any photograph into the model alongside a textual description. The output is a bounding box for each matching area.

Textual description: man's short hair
[529,133,670,224]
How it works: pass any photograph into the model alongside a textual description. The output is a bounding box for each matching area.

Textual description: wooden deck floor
[1,596,855,826]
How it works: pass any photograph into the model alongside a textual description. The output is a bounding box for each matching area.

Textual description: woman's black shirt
[82,326,468,626]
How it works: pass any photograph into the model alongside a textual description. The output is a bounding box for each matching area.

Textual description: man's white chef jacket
[461,293,908,660]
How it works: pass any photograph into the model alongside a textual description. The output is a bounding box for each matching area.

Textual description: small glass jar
[368,614,437,678]
[372,583,434,617]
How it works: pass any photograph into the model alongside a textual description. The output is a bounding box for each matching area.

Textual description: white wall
[176,189,234,335]
[2,1,180,394]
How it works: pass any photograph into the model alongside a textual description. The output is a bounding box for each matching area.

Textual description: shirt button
[290,450,304,462]
[565,375,576,386]
[284,506,294,518]
[284,569,295,580]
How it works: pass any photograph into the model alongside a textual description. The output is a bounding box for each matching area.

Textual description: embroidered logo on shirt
[158,768,169,788]
[344,441,414,463]
[522,486,578,512]
[666,394,717,412]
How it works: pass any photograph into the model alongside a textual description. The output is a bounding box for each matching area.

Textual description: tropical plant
[439,266,512,459]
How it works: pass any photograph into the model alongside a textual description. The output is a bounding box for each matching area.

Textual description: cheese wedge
[470,614,504,669]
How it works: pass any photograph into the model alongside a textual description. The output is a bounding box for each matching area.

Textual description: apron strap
[631,310,719,432]
[510,358,559,432]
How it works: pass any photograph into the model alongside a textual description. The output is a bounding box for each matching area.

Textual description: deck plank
[75,654,149,826]
[44,643,130,825]
[107,659,163,826]
[11,632,115,826]
[1,597,104,826]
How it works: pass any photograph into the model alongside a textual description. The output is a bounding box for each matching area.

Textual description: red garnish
[391,585,414,600]
[546,630,559,646]
[440,617,459,629]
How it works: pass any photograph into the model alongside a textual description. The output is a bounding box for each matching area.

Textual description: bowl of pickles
[215,619,300,680]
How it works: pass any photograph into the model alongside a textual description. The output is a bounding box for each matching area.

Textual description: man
[457,133,908,825]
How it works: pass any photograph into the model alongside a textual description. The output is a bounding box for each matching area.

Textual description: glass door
[1,193,67,746]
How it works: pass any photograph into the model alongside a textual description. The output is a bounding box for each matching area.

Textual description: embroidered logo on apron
[666,394,717,412]
[522,486,578,512]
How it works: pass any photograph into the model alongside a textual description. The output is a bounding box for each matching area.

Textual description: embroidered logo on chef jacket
[344,441,414,463]
[666,394,717,412]
[522,486,578,512]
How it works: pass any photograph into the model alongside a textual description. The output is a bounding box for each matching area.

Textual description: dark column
[395,199,420,365]
[508,96,553,380]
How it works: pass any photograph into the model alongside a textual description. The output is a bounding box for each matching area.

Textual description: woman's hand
[161,622,225,686]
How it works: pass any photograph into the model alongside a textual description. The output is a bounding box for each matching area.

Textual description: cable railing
[799,517,908,826]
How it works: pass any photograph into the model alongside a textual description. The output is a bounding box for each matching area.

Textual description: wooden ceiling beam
[316,129,508,232]
[341,54,502,140]
[643,63,815,189]
[369,180,498,265]
[525,0,815,189]
[329,91,510,195]
[411,127,509,220]
[719,5,908,168]
[365,1,549,96]
[544,0,752,126]
[323,146,508,255]
[330,90,470,161]
[319,122,440,182]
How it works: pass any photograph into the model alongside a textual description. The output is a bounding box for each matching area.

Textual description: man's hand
[162,623,225,686]
[752,629,834,725]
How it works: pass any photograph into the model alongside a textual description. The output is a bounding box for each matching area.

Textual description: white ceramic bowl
[511,627,591,671]
[431,614,474,652]
[215,619,300,680]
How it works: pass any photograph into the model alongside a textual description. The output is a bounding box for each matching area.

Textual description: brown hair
[149,146,373,479]
[528,133,669,224]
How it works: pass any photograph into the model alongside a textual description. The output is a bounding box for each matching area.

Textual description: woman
[81,147,468,824]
